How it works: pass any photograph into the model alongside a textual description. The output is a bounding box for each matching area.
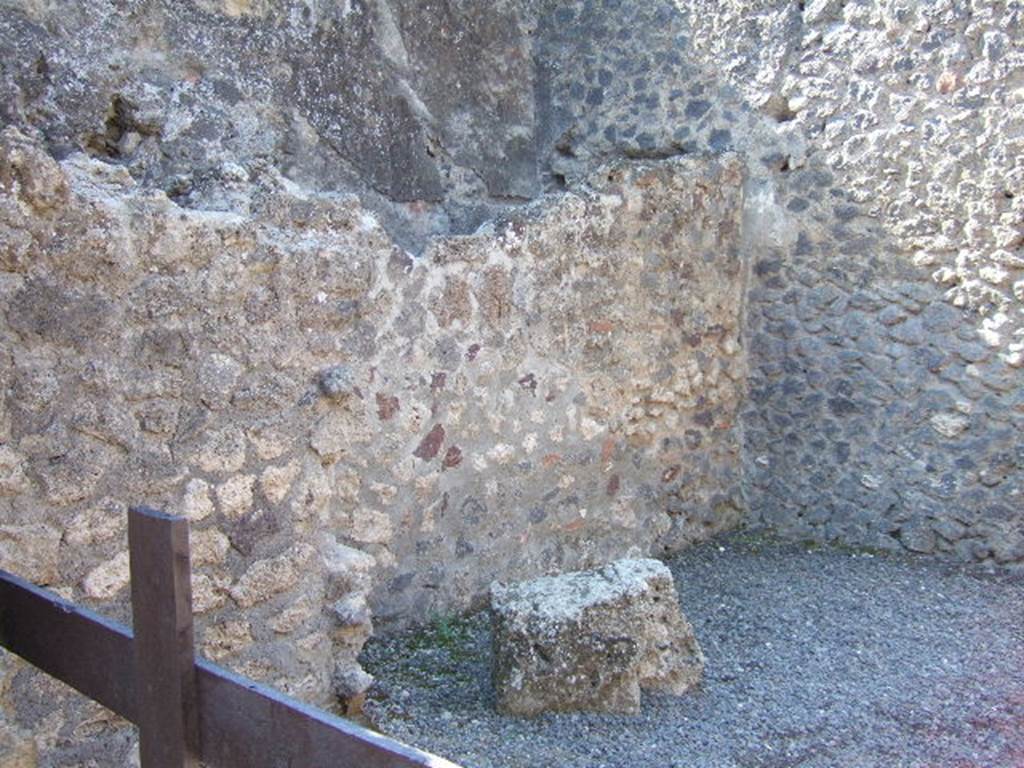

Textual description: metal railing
[0,506,460,768]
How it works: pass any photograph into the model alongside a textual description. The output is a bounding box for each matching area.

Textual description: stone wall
[0,124,748,762]
[0,0,539,251]
[1,0,1022,764]
[679,0,1024,561]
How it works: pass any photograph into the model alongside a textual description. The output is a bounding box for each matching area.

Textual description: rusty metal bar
[129,506,200,768]
[0,568,137,720]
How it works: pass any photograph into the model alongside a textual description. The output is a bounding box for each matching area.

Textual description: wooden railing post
[128,506,200,768]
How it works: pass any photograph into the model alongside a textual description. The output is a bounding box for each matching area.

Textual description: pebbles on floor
[361,531,1024,768]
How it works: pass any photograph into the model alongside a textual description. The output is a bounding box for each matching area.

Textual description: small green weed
[406,612,477,659]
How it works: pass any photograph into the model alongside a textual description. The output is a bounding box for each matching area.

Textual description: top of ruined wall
[1,0,539,249]
[0,0,804,248]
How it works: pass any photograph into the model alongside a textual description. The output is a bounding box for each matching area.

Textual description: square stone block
[490,558,704,716]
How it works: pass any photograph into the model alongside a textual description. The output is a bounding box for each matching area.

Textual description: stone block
[0,523,60,585]
[83,551,131,599]
[489,558,703,716]
[229,543,314,608]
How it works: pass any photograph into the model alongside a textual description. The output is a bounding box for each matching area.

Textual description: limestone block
[332,662,374,717]
[247,419,292,461]
[196,353,243,410]
[260,461,299,505]
[202,620,253,662]
[191,573,229,614]
[65,499,124,547]
[82,551,131,599]
[929,412,970,439]
[229,543,314,608]
[0,127,69,213]
[191,528,230,566]
[321,536,376,595]
[309,415,346,465]
[332,593,372,628]
[270,594,318,634]
[194,427,247,474]
[181,478,214,522]
[216,474,255,518]
[0,446,29,495]
[0,523,60,585]
[490,558,704,716]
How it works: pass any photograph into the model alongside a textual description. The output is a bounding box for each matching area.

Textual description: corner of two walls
[741,156,1023,564]
[716,1,1024,566]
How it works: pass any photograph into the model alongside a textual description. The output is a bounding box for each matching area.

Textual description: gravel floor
[361,531,1024,768]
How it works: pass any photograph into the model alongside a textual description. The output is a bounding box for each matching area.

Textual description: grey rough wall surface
[0,0,539,251]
